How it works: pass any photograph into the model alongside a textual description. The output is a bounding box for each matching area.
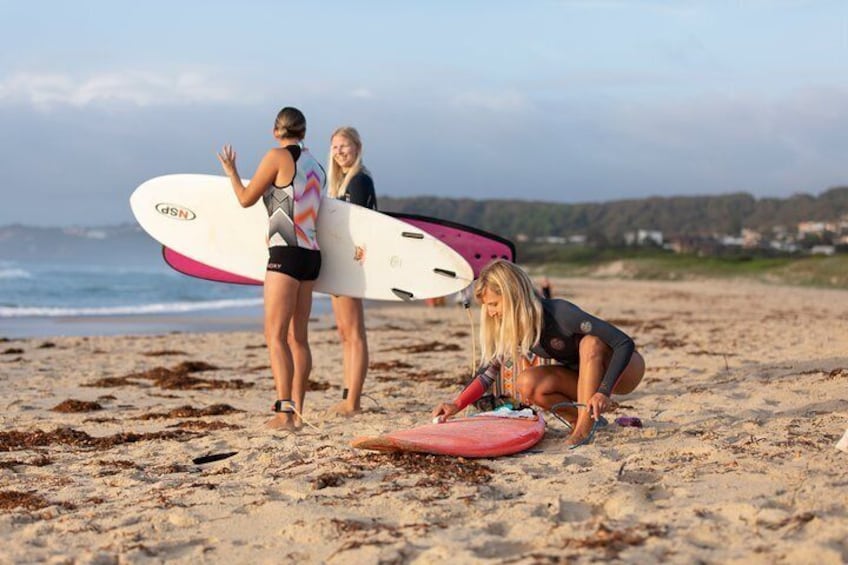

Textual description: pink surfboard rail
[162,247,263,285]
[350,413,545,458]
[162,213,515,285]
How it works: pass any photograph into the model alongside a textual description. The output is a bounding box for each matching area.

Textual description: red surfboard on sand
[161,213,515,285]
[350,413,545,458]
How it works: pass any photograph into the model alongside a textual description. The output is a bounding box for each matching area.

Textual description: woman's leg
[329,295,368,415]
[263,271,299,430]
[517,365,581,423]
[568,337,646,444]
[518,341,646,444]
[288,279,316,422]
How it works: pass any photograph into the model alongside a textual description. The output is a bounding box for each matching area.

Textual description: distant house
[535,236,567,245]
[624,229,663,246]
[719,235,744,247]
[741,228,762,248]
[667,235,721,255]
[770,240,800,253]
[810,245,836,256]
[798,221,837,236]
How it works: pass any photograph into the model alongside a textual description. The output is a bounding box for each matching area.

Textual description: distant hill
[379,186,848,243]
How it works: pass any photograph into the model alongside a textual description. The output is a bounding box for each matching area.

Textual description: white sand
[1,277,847,564]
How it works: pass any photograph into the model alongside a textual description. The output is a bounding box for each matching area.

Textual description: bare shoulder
[266,146,294,162]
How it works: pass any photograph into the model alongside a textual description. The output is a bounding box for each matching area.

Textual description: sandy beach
[2,277,847,564]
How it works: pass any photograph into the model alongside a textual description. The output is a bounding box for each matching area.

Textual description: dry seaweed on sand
[327,518,438,558]
[0,427,200,452]
[369,360,414,371]
[368,452,494,486]
[0,490,76,512]
[51,399,103,413]
[84,360,254,390]
[561,522,669,558]
[383,341,462,353]
[167,420,242,431]
[312,469,365,490]
[134,403,242,420]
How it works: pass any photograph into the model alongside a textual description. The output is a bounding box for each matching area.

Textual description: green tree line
[380,186,848,243]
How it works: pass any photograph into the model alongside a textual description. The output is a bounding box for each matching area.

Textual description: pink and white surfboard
[162,213,515,286]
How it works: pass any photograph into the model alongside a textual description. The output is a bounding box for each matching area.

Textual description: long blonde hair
[474,260,543,366]
[327,126,369,198]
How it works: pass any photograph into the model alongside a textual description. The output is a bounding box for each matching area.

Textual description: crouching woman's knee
[516,366,548,406]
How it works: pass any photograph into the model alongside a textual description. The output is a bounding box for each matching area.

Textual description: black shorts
[267,246,321,281]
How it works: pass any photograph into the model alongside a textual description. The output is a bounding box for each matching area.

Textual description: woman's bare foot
[564,420,596,447]
[265,413,298,431]
[327,400,361,417]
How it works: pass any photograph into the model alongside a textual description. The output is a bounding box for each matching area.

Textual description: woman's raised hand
[216,144,238,177]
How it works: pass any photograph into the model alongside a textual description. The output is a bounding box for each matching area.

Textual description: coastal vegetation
[519,246,848,289]
[381,186,848,244]
[381,186,848,289]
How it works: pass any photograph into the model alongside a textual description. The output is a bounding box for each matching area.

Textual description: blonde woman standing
[432,260,645,448]
[326,127,377,415]
[217,107,324,431]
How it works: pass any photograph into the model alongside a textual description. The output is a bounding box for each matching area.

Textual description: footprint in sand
[554,498,595,522]
[603,484,654,520]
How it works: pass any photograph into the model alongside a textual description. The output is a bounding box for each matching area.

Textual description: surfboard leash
[463,296,476,377]
[463,293,477,418]
[291,405,322,431]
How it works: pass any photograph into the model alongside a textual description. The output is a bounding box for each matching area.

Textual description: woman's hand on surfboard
[432,402,460,422]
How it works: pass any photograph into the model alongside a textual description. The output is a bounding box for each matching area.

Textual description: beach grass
[525,247,848,289]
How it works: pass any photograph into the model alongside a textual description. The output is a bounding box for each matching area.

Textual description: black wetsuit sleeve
[345,173,378,210]
[549,300,635,397]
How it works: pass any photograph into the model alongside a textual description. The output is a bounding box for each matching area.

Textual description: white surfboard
[129,174,474,301]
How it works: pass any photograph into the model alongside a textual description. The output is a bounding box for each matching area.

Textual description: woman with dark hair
[217,106,325,431]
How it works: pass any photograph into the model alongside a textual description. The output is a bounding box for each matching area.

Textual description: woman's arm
[431,362,499,419]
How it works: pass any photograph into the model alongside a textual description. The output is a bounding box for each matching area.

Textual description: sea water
[0,260,330,338]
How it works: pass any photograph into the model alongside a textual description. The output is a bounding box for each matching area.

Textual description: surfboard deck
[162,212,514,285]
[351,413,545,458]
[130,174,474,301]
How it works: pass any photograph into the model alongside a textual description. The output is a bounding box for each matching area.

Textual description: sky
[0,0,846,226]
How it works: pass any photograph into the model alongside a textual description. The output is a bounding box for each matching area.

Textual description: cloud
[0,70,250,110]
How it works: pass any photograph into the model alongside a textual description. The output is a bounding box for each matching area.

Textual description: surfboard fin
[391,288,414,301]
[433,268,457,278]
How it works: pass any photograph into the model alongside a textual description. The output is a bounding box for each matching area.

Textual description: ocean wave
[0,268,32,280]
[0,298,264,318]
